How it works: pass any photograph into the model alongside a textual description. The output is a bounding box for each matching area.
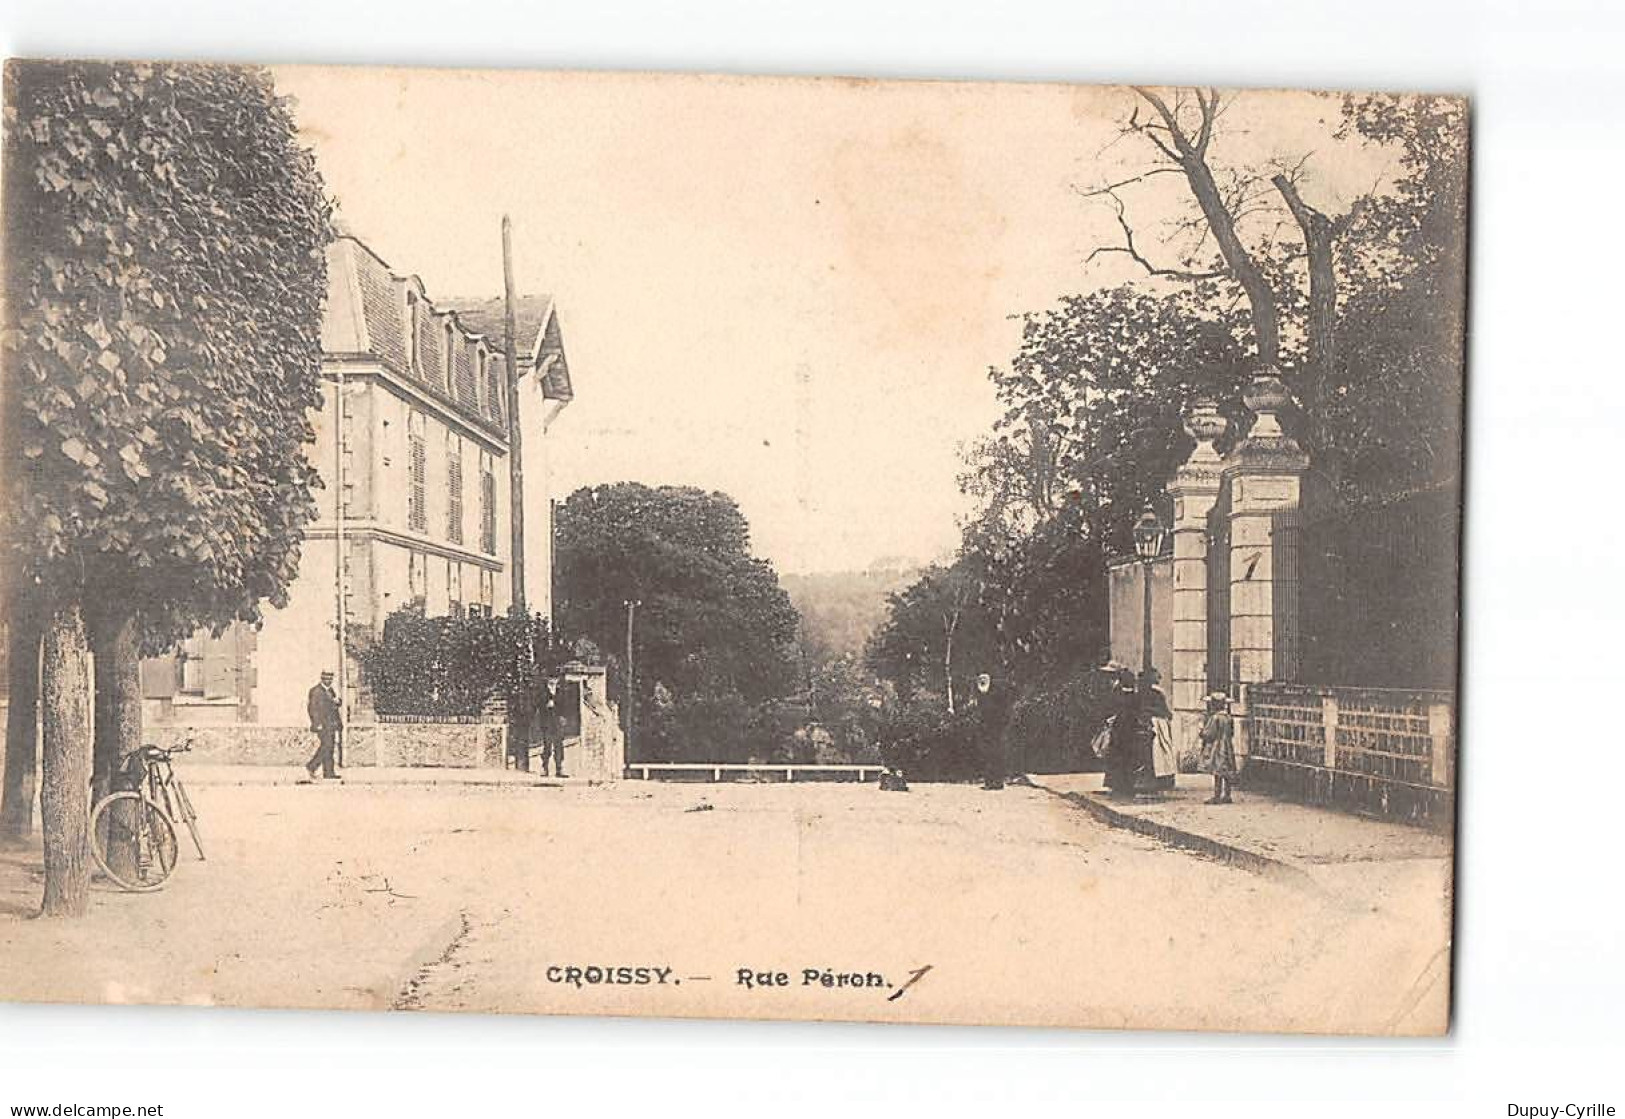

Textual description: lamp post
[623,599,640,761]
[1132,503,1167,677]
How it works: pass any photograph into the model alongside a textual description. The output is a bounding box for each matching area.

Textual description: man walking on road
[972,672,1010,791]
[304,670,343,783]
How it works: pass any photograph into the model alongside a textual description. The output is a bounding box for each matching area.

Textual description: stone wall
[368,718,506,768]
[542,665,624,781]
[148,725,320,767]
[1107,556,1174,687]
[149,719,507,769]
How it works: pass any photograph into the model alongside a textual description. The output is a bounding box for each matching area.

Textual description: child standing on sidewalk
[1200,692,1236,805]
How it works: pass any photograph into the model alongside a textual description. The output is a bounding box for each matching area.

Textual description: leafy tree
[1,61,332,914]
[1323,94,1468,497]
[870,90,1464,777]
[1082,87,1466,502]
[553,483,800,759]
[801,652,884,763]
[969,282,1252,555]
[866,563,994,710]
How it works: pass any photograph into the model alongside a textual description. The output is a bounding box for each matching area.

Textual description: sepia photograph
[0,60,1466,1037]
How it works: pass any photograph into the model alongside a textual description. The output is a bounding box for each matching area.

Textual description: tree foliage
[866,505,1111,712]
[865,563,993,707]
[555,483,799,703]
[553,483,800,747]
[352,607,561,719]
[2,61,333,915]
[869,91,1466,774]
[2,61,334,645]
[968,283,1253,552]
[1079,88,1467,506]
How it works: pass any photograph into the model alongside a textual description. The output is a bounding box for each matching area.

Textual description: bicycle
[89,740,205,892]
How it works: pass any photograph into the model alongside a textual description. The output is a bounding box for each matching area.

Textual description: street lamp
[1132,503,1167,676]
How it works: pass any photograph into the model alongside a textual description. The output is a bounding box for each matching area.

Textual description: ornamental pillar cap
[1182,397,1228,465]
[1241,366,1294,441]
[1228,366,1309,474]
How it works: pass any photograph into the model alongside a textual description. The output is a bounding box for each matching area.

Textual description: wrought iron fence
[1243,682,1454,826]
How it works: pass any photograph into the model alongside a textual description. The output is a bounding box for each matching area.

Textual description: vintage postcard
[0,62,1464,1034]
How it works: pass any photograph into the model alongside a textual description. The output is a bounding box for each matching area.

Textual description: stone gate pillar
[1166,399,1228,765]
[1225,370,1310,688]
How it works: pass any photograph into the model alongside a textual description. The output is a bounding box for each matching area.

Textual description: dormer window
[486,353,504,423]
[443,319,456,391]
[406,290,420,374]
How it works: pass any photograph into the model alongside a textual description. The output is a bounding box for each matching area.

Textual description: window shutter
[140,655,179,699]
[481,468,496,554]
[447,438,464,544]
[203,640,235,699]
[408,419,427,532]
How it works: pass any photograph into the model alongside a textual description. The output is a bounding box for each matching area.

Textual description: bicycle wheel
[90,792,179,892]
[170,778,205,861]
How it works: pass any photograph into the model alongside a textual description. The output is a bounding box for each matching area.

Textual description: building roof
[441,295,574,403]
[321,237,575,434]
[437,295,553,357]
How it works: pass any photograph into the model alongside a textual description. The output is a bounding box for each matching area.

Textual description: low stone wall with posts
[367,714,507,768]
[150,714,508,769]
[1240,682,1454,826]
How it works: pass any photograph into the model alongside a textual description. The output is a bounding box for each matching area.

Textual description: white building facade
[140,236,574,727]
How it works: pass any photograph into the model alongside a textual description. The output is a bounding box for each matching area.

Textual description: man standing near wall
[304,670,343,783]
[539,677,566,778]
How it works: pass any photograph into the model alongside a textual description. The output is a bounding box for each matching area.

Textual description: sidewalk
[174,763,590,788]
[1029,772,1452,889]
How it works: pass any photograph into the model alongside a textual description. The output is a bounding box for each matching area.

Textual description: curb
[180,772,559,789]
[1034,781,1320,892]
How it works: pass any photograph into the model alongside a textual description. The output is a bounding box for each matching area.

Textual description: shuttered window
[447,434,464,544]
[480,453,497,555]
[408,550,428,609]
[408,411,427,532]
[486,355,504,424]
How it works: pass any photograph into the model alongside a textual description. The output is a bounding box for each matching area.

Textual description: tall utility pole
[502,215,526,613]
[624,599,640,760]
[333,362,347,767]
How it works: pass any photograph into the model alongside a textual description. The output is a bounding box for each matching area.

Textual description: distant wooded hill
[782,566,921,663]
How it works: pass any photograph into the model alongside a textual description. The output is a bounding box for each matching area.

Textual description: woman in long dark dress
[1103,671,1142,797]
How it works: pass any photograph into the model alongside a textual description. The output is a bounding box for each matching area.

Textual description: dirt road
[0,776,1449,1033]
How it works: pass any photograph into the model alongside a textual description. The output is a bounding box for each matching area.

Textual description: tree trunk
[1,601,41,845]
[1272,172,1339,437]
[91,609,141,804]
[1178,154,1281,368]
[39,596,93,918]
[943,611,959,715]
[1135,88,1281,368]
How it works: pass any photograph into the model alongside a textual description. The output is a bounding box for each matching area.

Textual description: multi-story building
[139,235,574,727]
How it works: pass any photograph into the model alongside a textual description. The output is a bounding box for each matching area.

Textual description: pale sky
[274,67,1393,574]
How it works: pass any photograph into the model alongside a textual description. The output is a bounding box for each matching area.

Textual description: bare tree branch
[1085,193,1227,281]
[1126,86,1283,365]
[1072,167,1183,199]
